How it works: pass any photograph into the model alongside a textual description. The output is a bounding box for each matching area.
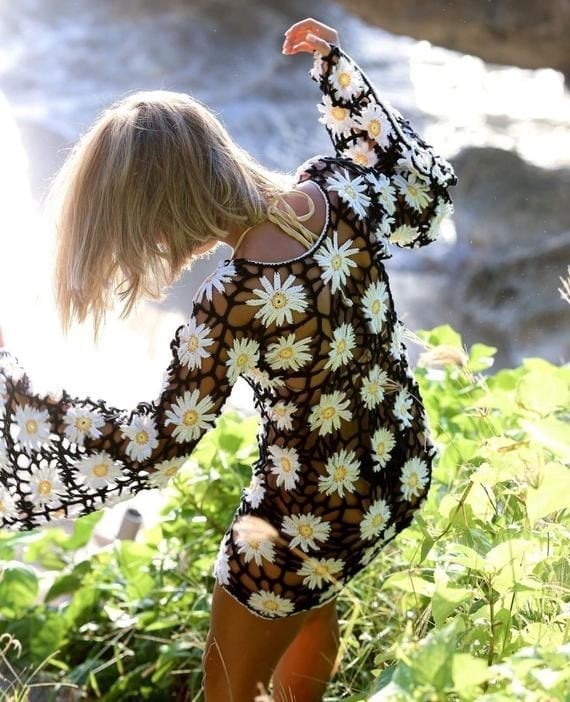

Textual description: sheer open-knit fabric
[0,43,457,619]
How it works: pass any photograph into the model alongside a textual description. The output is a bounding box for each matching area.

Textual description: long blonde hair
[46,89,295,337]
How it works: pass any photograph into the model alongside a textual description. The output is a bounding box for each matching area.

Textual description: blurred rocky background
[0,0,568,414]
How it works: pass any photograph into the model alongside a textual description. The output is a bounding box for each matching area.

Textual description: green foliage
[0,326,568,701]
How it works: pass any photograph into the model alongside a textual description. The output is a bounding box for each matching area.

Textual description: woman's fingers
[283,17,339,54]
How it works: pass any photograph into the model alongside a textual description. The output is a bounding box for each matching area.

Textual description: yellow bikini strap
[232,190,318,255]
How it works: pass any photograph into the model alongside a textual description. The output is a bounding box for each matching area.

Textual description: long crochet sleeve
[0,261,255,531]
[309,42,458,249]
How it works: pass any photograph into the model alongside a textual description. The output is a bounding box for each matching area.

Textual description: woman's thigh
[202,582,315,700]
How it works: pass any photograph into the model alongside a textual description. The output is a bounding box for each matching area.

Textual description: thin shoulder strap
[233,191,318,255]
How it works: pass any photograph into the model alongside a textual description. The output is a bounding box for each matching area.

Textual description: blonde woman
[0,17,457,702]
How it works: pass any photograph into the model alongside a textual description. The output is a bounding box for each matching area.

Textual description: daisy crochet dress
[0,43,457,619]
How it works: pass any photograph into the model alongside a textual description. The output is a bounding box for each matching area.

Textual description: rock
[457,230,570,366]
[338,0,570,77]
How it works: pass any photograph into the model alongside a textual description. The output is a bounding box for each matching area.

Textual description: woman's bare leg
[202,583,313,702]
[271,599,340,702]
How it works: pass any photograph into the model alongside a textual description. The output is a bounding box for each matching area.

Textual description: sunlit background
[1,0,568,534]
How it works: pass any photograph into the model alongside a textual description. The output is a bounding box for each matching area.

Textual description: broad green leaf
[515,371,569,416]
[0,563,39,616]
[468,343,498,372]
[526,462,570,525]
[451,652,491,690]
[382,571,435,597]
[521,417,570,462]
[431,585,472,626]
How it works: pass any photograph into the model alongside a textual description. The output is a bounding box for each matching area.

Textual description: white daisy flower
[0,355,25,382]
[393,387,414,430]
[341,139,379,168]
[391,224,419,246]
[14,404,52,454]
[244,474,266,508]
[226,337,260,385]
[193,260,236,303]
[325,169,371,220]
[432,158,456,186]
[0,438,8,468]
[0,486,18,520]
[314,230,359,294]
[328,55,365,101]
[245,366,285,391]
[360,498,392,540]
[324,323,356,371]
[281,512,331,552]
[177,317,215,370]
[266,401,297,431]
[268,445,301,491]
[246,272,309,328]
[309,51,326,81]
[317,94,353,138]
[63,405,105,446]
[374,215,396,239]
[164,389,216,443]
[360,365,390,410]
[148,455,190,489]
[297,556,344,590]
[352,103,393,150]
[266,334,312,372]
[248,590,295,618]
[365,172,397,216]
[361,280,389,334]
[236,533,276,566]
[400,456,430,501]
[213,539,231,585]
[120,414,159,462]
[427,199,454,241]
[75,451,125,490]
[318,448,360,497]
[389,321,406,361]
[371,426,396,470]
[382,523,397,543]
[392,172,432,212]
[308,390,352,436]
[28,465,66,507]
[394,144,424,175]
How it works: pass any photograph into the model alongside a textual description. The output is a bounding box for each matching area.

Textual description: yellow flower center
[371,299,382,315]
[135,430,149,445]
[356,154,368,165]
[376,441,385,456]
[165,464,179,477]
[249,539,260,549]
[368,382,378,396]
[0,499,4,511]
[408,473,418,488]
[338,72,351,88]
[25,419,38,434]
[332,106,347,121]
[281,457,292,473]
[345,185,355,198]
[274,406,287,417]
[187,335,199,352]
[321,406,336,420]
[299,524,314,538]
[264,600,279,611]
[334,466,347,481]
[38,480,52,496]
[279,347,294,359]
[372,515,384,528]
[369,119,382,137]
[314,564,328,576]
[271,292,287,309]
[336,340,346,354]
[409,185,418,197]
[182,409,199,426]
[237,353,249,366]
[92,463,109,478]
[331,254,343,270]
[75,417,92,432]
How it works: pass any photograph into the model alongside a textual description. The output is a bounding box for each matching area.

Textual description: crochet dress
[0,43,457,619]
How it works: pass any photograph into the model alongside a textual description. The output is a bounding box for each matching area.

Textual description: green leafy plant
[0,326,568,701]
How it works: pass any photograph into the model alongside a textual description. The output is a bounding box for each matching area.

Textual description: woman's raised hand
[282,17,340,56]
